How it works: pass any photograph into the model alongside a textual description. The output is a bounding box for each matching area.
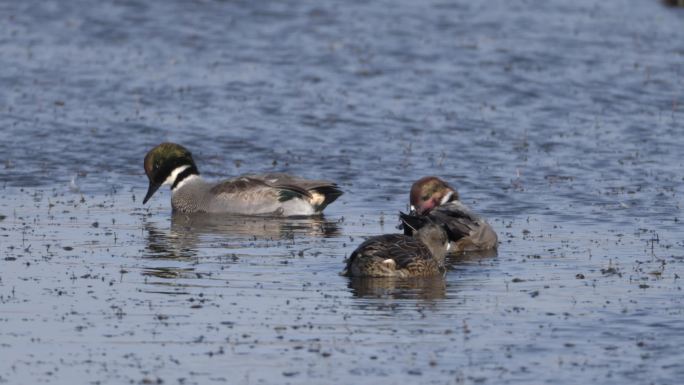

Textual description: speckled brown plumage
[343,224,448,278]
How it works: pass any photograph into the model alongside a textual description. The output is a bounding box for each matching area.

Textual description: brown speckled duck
[342,217,450,278]
[405,176,498,252]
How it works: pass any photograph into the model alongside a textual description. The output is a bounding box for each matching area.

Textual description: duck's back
[207,176,291,215]
[431,201,498,251]
[344,234,443,278]
[171,174,342,216]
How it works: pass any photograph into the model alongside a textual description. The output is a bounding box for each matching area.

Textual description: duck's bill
[143,182,161,204]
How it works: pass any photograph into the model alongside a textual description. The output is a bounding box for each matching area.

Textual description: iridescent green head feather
[143,143,198,204]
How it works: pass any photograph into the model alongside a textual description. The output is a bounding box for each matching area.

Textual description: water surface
[1,0,683,384]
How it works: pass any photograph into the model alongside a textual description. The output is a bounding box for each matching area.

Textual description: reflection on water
[144,218,200,260]
[4,0,684,382]
[348,276,447,300]
[143,213,341,260]
[170,213,341,239]
[448,248,499,262]
[141,267,199,279]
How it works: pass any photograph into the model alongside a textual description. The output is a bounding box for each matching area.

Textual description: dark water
[1,0,684,384]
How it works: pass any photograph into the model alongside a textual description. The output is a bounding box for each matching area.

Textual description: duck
[142,143,342,216]
[404,176,498,251]
[663,0,684,7]
[342,217,450,278]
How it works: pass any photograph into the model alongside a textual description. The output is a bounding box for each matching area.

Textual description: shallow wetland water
[1,0,684,384]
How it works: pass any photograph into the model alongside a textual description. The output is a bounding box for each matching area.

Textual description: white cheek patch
[446,242,451,251]
[163,165,190,186]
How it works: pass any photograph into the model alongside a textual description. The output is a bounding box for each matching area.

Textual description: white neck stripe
[440,191,454,205]
[163,165,190,186]
[172,174,199,192]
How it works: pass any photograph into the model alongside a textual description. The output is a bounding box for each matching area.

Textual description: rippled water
[1,0,684,384]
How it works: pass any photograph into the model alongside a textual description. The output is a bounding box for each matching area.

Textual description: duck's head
[409,176,459,214]
[143,142,199,204]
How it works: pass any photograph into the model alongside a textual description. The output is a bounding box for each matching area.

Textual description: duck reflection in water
[348,276,447,300]
[144,217,200,261]
[170,212,340,239]
[144,213,341,260]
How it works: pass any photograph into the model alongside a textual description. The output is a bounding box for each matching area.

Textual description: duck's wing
[388,237,434,267]
[249,173,343,211]
[350,233,432,263]
[400,202,478,242]
[343,234,434,276]
[399,211,432,236]
[429,202,481,240]
[429,202,498,250]
[400,202,498,251]
[210,176,310,206]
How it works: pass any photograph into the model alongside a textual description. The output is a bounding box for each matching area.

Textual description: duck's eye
[421,195,430,201]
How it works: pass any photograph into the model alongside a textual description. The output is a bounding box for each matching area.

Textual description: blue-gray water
[1,0,683,384]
